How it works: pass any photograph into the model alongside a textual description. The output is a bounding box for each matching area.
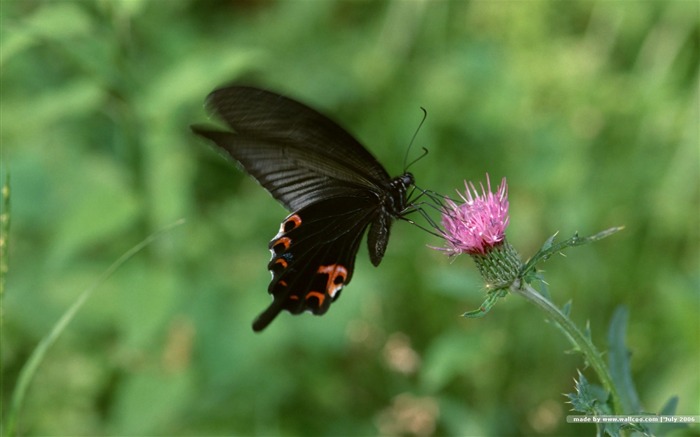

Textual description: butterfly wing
[253,195,379,332]
[192,86,392,211]
[192,86,411,331]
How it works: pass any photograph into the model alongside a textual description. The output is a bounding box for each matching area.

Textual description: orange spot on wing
[277,214,302,235]
[272,236,291,253]
[305,291,326,307]
[317,264,348,298]
[284,214,302,232]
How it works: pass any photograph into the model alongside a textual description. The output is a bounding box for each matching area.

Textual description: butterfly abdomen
[366,172,414,266]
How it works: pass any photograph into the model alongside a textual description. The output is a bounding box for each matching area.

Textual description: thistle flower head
[438,174,509,256]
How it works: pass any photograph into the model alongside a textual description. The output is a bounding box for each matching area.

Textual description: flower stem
[510,281,623,415]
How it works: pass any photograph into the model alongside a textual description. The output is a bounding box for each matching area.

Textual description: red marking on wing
[272,236,292,253]
[306,291,326,306]
[283,214,302,232]
[276,213,302,236]
[317,264,348,298]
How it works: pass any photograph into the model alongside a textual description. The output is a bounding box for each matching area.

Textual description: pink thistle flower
[438,174,509,256]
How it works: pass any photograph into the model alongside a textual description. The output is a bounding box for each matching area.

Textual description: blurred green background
[1,1,698,435]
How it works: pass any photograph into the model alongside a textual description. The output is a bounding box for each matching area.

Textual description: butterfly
[192,86,415,332]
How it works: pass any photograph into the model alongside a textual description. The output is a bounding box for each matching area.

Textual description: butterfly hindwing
[252,195,379,331]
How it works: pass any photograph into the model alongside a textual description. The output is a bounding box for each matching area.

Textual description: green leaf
[566,371,621,437]
[649,396,687,437]
[658,396,678,416]
[561,300,572,317]
[462,289,508,318]
[584,320,592,341]
[565,371,600,414]
[607,307,642,415]
[605,309,657,436]
[520,227,625,280]
[542,232,558,251]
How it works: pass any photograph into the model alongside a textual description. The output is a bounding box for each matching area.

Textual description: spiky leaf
[607,307,642,415]
[520,227,624,280]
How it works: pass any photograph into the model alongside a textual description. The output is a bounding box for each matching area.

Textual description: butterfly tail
[252,298,286,332]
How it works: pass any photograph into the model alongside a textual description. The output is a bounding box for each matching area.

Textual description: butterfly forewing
[190,129,367,211]
[205,86,391,183]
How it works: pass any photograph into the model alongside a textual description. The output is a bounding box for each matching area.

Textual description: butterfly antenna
[402,107,428,172]
[406,147,429,172]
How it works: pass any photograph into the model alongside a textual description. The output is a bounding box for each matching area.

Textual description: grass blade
[3,218,185,437]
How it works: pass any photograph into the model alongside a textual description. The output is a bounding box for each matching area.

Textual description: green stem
[510,281,624,415]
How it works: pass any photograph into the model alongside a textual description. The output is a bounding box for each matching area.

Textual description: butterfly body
[192,86,413,331]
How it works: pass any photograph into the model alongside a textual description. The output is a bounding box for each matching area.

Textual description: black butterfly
[192,86,414,332]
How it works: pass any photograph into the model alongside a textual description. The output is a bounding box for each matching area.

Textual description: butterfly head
[387,172,415,214]
[399,172,414,187]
